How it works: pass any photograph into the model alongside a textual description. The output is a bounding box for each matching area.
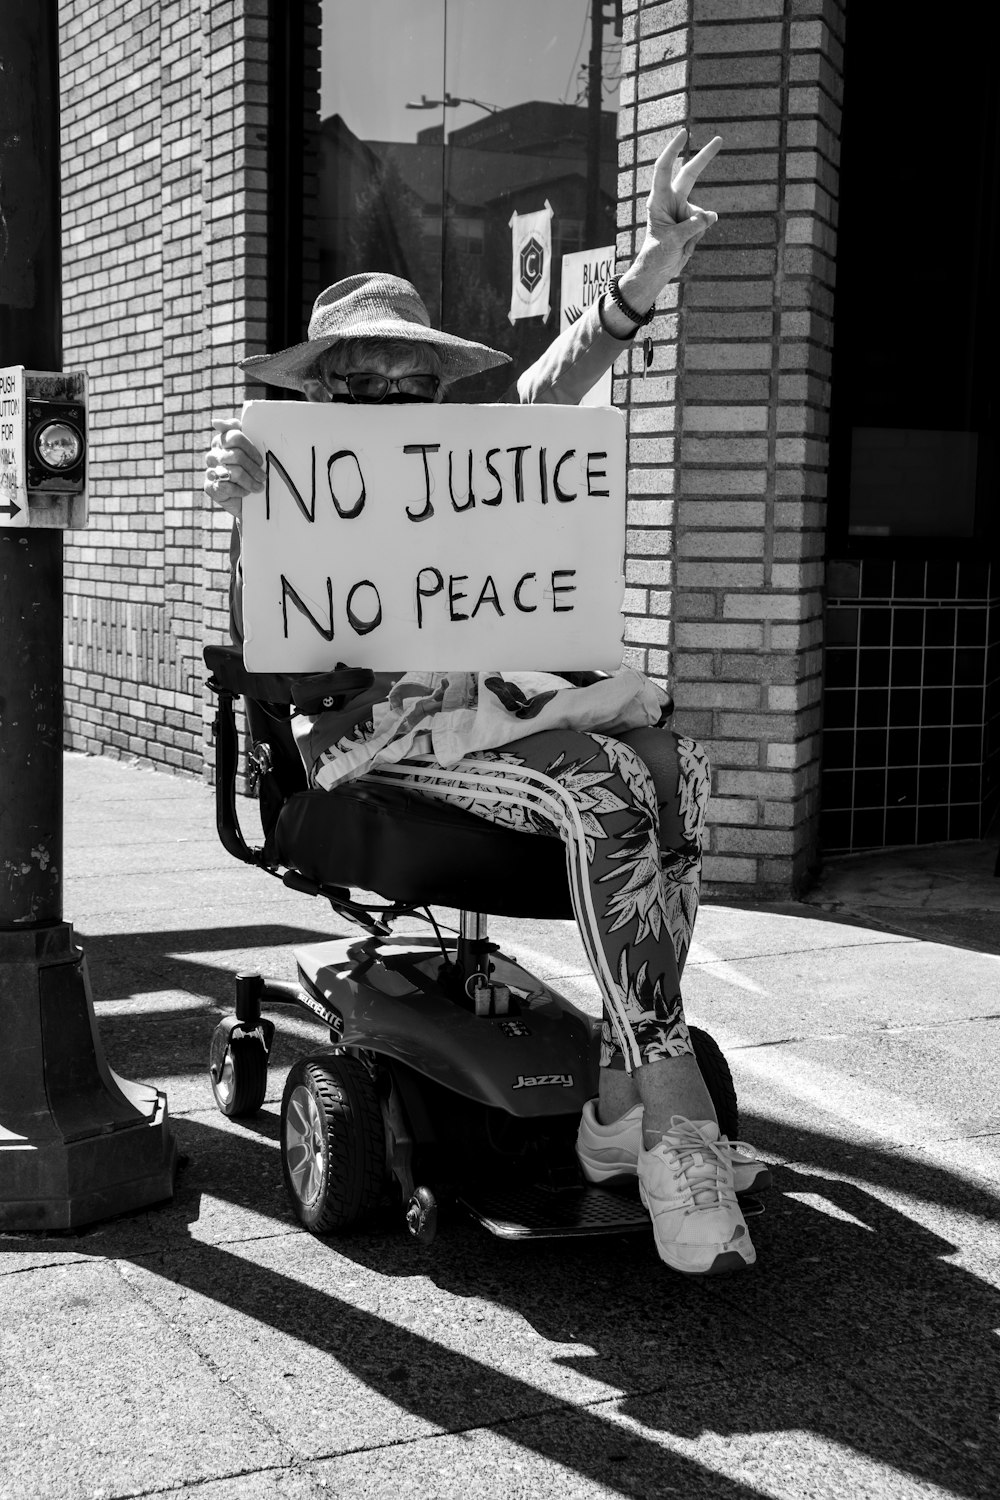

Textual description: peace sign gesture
[606,128,722,333]
[650,127,719,237]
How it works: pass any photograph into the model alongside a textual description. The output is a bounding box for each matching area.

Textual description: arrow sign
[1,366,28,526]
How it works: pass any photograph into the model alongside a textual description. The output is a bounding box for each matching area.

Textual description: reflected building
[313,101,617,401]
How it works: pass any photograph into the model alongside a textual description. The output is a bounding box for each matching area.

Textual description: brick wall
[59,0,269,774]
[616,0,845,896]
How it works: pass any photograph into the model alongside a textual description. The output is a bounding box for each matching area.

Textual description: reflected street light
[405,92,501,114]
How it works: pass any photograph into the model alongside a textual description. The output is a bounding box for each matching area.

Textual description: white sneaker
[575,1100,645,1183]
[576,1098,771,1195]
[638,1116,756,1276]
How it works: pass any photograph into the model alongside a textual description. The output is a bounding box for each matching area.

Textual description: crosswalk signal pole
[0,0,176,1229]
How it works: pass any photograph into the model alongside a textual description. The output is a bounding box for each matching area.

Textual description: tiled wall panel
[824,560,1000,851]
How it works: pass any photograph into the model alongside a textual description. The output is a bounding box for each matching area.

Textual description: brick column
[617,0,845,897]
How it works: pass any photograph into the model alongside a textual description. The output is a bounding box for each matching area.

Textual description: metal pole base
[0,923,177,1231]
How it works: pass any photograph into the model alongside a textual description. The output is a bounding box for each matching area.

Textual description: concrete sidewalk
[2,750,999,1500]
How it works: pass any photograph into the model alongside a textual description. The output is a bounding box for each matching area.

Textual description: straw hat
[240,273,511,392]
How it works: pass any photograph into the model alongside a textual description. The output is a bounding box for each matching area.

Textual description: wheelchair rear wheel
[280,1053,386,1233]
[689,1025,738,1140]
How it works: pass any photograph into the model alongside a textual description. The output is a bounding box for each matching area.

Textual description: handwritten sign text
[239,402,626,673]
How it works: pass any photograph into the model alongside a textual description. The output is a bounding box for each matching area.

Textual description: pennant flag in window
[508,201,553,324]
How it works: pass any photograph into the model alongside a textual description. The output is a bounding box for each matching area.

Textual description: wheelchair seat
[204,644,574,921]
[272,779,574,919]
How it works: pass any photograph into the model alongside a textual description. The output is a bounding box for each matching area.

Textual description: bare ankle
[597,1069,641,1127]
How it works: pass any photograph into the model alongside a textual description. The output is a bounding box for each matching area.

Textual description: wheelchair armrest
[203,644,378,869]
[203,644,373,712]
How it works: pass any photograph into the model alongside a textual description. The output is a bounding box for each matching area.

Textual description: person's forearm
[600,243,675,337]
[517,301,633,405]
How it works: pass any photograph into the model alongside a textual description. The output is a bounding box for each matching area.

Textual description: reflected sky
[321,0,620,142]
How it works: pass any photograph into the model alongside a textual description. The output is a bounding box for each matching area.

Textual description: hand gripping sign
[238,403,626,674]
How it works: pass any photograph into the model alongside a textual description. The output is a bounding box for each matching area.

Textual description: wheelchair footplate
[457,1172,767,1240]
[457,1179,653,1240]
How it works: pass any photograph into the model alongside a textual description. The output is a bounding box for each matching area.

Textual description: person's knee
[604,734,660,813]
[617,726,711,847]
[617,725,683,807]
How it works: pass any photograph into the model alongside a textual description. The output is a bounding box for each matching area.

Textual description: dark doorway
[822,2,1000,853]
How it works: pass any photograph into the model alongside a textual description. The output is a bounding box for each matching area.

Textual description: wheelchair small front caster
[405,1186,438,1245]
[209,1016,272,1118]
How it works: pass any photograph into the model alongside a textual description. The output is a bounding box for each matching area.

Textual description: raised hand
[609,129,722,327]
[647,129,721,230]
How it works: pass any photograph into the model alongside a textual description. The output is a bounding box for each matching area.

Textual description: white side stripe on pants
[364,755,645,1071]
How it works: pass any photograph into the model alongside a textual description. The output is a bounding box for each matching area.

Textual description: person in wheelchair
[205,130,769,1277]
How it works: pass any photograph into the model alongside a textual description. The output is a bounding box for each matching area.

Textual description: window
[294,0,622,402]
[828,2,999,549]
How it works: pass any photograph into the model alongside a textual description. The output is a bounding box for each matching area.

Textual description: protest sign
[239,402,626,674]
[560,247,616,407]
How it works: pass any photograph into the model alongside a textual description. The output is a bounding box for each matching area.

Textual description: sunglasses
[330,372,440,403]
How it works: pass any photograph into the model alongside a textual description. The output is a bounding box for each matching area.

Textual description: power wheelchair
[204,644,753,1245]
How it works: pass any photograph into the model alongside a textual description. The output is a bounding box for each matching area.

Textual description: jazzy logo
[511,1072,574,1089]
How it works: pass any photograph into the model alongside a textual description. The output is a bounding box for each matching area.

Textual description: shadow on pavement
[4,1096,996,1496]
[12,833,998,1494]
[74,922,342,1005]
[794,836,1000,958]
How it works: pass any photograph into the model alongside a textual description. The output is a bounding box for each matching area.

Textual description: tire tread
[689,1024,739,1139]
[213,1034,268,1118]
[281,1053,385,1233]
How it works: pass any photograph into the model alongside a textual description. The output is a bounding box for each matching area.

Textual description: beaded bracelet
[607,274,655,327]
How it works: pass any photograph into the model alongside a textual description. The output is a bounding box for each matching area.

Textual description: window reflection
[316,0,621,400]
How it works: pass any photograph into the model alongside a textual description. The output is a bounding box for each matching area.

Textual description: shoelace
[724,1137,759,1161]
[656,1123,736,1213]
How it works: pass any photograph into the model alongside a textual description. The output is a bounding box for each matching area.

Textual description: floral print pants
[366,726,711,1075]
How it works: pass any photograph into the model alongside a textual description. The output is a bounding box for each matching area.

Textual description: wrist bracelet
[607,274,655,327]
